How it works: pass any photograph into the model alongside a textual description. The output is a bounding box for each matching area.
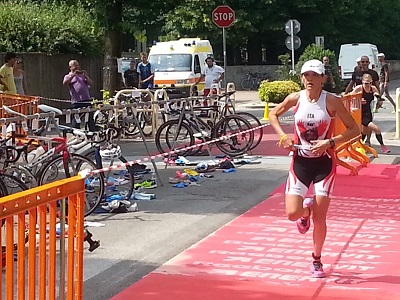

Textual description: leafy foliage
[275,54,299,83]
[296,44,343,93]
[0,0,103,55]
[258,80,301,103]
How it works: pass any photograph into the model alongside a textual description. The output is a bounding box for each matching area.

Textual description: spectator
[137,52,154,89]
[63,59,95,131]
[195,57,224,96]
[124,60,139,88]
[345,55,379,94]
[194,57,224,116]
[13,58,29,95]
[354,57,362,71]
[322,56,335,93]
[377,53,396,113]
[0,52,17,94]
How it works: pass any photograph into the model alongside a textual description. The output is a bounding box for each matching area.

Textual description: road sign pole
[223,27,227,89]
[212,5,235,91]
[291,20,295,72]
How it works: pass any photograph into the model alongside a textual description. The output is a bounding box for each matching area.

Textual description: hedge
[0,1,104,55]
[258,80,301,103]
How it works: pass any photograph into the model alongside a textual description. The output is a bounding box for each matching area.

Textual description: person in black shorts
[345,55,379,94]
[351,73,390,153]
[269,59,359,278]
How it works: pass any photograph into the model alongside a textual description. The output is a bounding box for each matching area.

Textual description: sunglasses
[361,61,369,63]
[362,82,372,85]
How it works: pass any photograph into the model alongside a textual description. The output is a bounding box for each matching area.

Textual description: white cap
[300,59,324,75]
[378,53,385,57]
[356,57,362,63]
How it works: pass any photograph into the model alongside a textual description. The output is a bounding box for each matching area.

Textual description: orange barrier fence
[0,93,40,135]
[334,92,377,175]
[0,175,85,300]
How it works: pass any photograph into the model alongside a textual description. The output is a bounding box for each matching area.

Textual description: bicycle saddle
[38,104,62,115]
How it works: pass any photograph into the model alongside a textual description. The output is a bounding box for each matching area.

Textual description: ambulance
[148,38,214,97]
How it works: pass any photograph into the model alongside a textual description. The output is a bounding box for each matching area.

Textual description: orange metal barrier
[0,94,40,135]
[334,92,377,175]
[0,175,85,300]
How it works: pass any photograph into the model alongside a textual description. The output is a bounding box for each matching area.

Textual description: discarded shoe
[173,182,188,188]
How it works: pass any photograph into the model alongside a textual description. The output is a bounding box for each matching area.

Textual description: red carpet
[112,164,400,300]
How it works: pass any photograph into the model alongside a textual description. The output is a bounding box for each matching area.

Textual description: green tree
[0,1,103,55]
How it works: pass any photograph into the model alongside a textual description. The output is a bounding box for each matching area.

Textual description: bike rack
[226,82,236,109]
[0,102,165,186]
[164,97,213,170]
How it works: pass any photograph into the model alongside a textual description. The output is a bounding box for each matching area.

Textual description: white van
[148,38,213,97]
[338,43,380,84]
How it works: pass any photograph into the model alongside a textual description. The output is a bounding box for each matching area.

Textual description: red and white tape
[0,99,38,109]
[80,115,295,177]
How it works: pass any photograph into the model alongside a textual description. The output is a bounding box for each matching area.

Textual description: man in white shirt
[195,57,224,116]
[195,57,224,96]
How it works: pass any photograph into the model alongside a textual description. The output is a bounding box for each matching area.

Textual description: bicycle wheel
[0,173,29,196]
[223,106,263,151]
[240,78,252,91]
[122,117,139,136]
[235,112,263,151]
[139,110,153,137]
[155,119,195,157]
[37,154,105,217]
[213,115,254,156]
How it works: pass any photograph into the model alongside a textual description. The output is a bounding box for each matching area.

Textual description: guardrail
[0,175,85,299]
[0,94,40,135]
[334,92,377,175]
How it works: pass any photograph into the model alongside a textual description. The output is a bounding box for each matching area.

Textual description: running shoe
[310,260,326,278]
[136,179,157,189]
[297,217,311,234]
[381,145,390,154]
[296,198,313,234]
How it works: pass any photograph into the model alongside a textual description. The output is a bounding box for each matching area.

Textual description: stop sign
[212,5,235,28]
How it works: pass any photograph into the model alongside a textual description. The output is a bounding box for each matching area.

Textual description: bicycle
[210,91,263,151]
[240,72,269,91]
[24,104,138,210]
[2,105,105,217]
[155,98,254,157]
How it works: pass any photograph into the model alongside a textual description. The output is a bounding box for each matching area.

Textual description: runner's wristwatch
[329,138,335,148]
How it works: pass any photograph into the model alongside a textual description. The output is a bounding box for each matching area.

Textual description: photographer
[63,59,95,131]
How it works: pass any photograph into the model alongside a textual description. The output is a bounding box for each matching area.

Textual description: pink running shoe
[381,145,390,154]
[296,198,313,234]
[310,260,326,278]
[297,217,310,234]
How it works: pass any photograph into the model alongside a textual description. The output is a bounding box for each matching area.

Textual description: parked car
[338,43,381,86]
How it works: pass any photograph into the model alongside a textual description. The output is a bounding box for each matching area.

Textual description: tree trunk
[103,0,122,97]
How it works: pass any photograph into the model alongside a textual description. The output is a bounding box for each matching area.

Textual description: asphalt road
[82,80,400,299]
